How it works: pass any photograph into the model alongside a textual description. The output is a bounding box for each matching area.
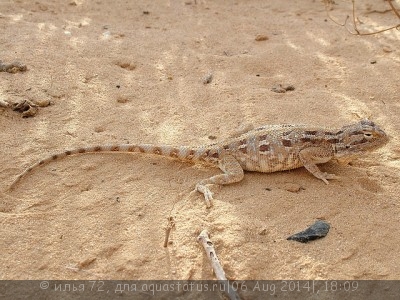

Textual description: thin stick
[197,230,241,300]
[387,0,400,19]
[163,217,175,247]
[351,0,360,34]
[324,0,400,35]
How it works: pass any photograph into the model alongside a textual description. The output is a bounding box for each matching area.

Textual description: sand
[1,0,399,281]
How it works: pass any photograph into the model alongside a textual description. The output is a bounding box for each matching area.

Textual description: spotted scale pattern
[8,119,388,207]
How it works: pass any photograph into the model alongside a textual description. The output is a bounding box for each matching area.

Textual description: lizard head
[334,119,389,162]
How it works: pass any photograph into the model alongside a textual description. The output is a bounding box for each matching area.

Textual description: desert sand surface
[1,0,399,282]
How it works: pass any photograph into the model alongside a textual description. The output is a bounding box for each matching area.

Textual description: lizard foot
[319,173,340,184]
[195,183,213,208]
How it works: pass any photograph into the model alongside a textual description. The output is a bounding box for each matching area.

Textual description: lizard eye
[364,132,373,138]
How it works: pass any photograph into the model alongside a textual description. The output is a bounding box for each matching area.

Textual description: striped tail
[8,143,203,190]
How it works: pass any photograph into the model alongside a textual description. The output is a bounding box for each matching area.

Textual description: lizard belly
[233,152,304,173]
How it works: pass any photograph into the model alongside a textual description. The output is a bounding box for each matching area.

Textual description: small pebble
[255,34,269,41]
[32,98,50,107]
[116,96,129,103]
[283,183,303,193]
[259,228,268,236]
[287,220,330,243]
[382,46,393,53]
[271,84,295,93]
[203,72,213,84]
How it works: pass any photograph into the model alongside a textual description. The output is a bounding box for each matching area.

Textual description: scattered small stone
[370,60,377,64]
[285,85,295,91]
[202,72,213,84]
[94,126,105,133]
[0,60,27,73]
[11,99,38,117]
[255,34,269,41]
[32,98,50,107]
[287,220,330,243]
[143,11,150,15]
[382,46,393,53]
[271,85,286,93]
[258,228,268,236]
[116,95,129,103]
[283,183,303,193]
[208,135,217,140]
[271,84,295,93]
[102,31,111,39]
[115,61,136,70]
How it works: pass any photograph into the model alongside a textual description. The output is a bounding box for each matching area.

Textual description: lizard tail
[8,143,198,191]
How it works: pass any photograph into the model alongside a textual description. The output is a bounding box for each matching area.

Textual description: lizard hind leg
[195,154,244,208]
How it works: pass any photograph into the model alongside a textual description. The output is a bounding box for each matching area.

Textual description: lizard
[8,119,388,207]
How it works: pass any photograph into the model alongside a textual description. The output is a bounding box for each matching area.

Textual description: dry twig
[197,230,241,300]
[163,217,175,247]
[324,0,400,35]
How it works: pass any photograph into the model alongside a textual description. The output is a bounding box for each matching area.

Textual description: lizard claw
[195,183,213,208]
[320,173,340,184]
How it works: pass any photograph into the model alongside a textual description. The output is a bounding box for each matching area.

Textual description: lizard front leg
[196,154,244,208]
[299,147,339,184]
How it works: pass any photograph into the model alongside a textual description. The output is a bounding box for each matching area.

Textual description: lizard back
[8,120,388,192]
[219,120,388,173]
